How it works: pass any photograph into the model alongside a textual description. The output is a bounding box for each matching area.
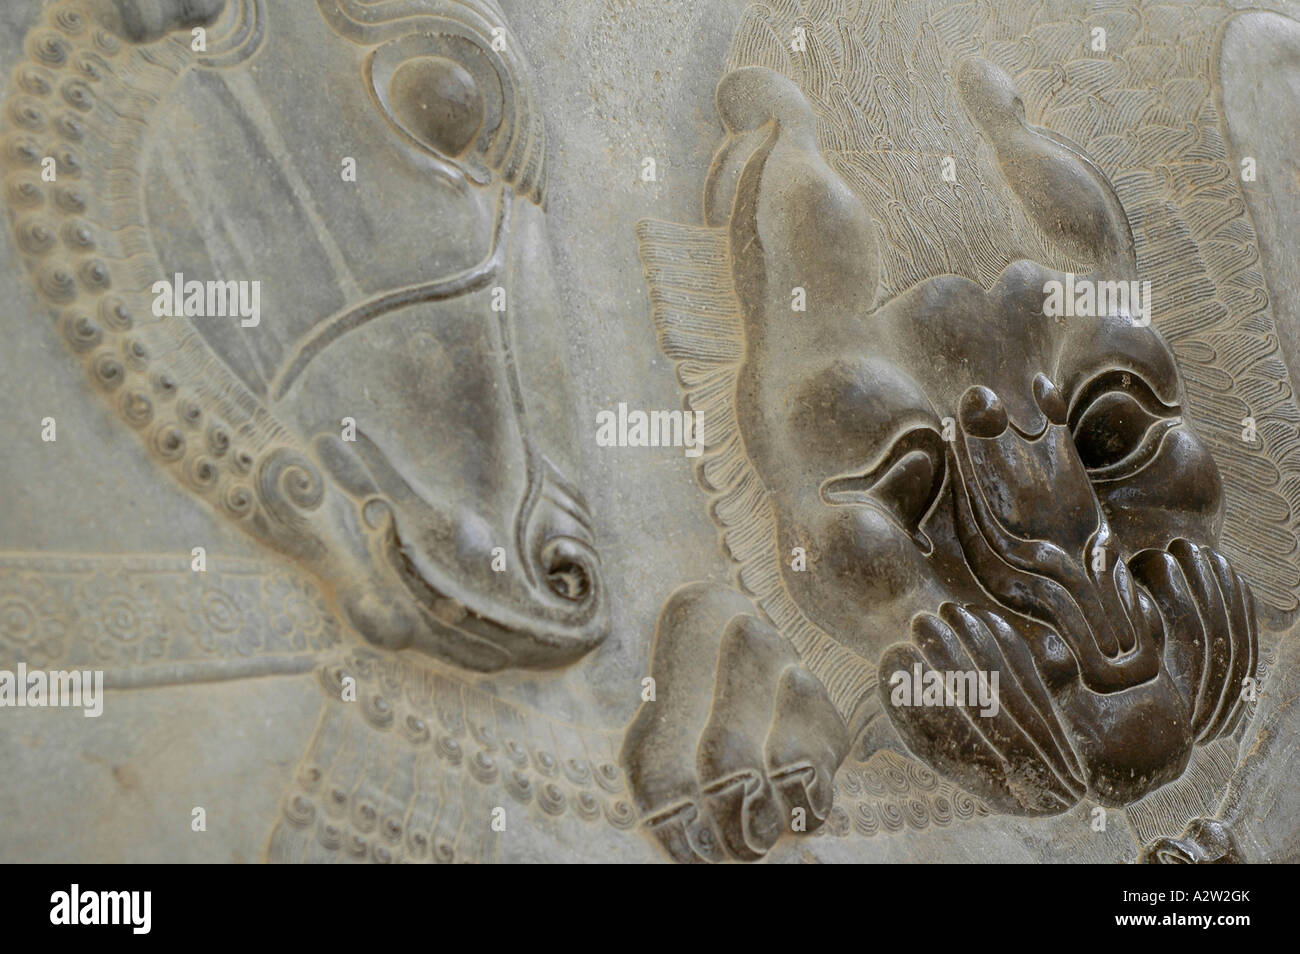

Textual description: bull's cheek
[1053,670,1193,806]
[779,504,943,660]
[1096,427,1225,549]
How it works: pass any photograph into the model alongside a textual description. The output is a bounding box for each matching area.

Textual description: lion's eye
[1073,391,1160,469]
[821,427,948,549]
[1068,371,1179,480]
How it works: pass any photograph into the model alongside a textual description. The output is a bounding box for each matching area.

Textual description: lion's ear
[956,56,1136,278]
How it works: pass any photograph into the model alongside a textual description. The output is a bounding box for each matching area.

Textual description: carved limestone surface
[0,0,1297,866]
[626,0,1296,862]
[2,0,606,673]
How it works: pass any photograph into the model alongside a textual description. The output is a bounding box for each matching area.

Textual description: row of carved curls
[308,660,640,845]
[2,2,288,526]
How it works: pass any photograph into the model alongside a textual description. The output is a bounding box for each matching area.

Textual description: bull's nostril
[546,559,590,601]
[538,534,597,604]
[1033,373,1068,425]
[959,385,1008,438]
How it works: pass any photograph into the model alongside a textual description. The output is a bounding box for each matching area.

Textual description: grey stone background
[0,0,1295,862]
[0,0,761,863]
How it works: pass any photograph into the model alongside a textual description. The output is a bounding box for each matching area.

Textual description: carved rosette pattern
[0,552,340,674]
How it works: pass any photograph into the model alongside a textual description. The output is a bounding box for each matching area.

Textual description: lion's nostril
[959,385,1008,438]
[1033,373,1068,425]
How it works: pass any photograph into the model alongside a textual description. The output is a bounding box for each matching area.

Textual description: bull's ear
[99,0,228,44]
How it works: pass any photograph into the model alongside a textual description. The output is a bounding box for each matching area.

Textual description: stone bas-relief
[628,59,1257,859]
[2,0,606,671]
[0,0,1297,864]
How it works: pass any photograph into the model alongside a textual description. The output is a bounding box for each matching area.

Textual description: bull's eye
[821,427,948,549]
[388,56,485,158]
[1068,370,1180,480]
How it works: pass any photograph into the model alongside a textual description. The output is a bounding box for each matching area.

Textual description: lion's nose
[950,384,1162,693]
